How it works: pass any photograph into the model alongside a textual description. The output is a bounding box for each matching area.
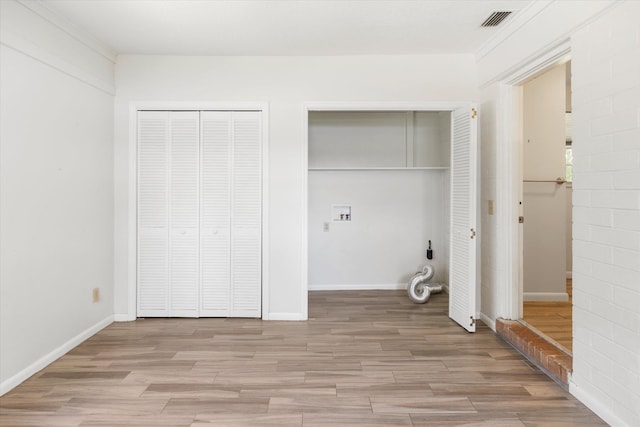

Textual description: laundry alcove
[306,106,478,332]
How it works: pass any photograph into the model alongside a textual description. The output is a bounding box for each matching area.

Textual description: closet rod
[523,177,567,184]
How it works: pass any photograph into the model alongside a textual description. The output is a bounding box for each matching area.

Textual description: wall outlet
[323,222,330,232]
[92,287,100,303]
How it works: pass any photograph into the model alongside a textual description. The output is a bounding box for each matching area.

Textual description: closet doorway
[304,103,479,332]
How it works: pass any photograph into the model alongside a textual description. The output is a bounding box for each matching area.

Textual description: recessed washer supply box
[332,205,351,221]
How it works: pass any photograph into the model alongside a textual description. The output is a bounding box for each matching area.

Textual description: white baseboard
[308,283,406,291]
[114,313,136,322]
[523,292,569,302]
[570,381,629,427]
[0,315,114,396]
[479,312,496,331]
[266,312,307,321]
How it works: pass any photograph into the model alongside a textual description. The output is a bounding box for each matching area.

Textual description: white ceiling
[42,0,534,56]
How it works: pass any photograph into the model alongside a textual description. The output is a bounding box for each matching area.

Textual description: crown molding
[16,0,117,63]
[1,29,116,95]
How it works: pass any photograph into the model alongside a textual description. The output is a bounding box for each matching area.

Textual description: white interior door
[449,106,478,332]
[168,112,200,317]
[199,111,262,318]
[138,111,200,317]
[200,112,232,316]
[137,111,170,316]
[230,112,262,317]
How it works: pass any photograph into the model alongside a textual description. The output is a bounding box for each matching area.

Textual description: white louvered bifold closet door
[137,111,170,316]
[230,112,262,317]
[449,106,478,333]
[200,112,232,316]
[169,112,200,317]
[138,111,200,317]
[138,110,261,318]
[200,111,262,318]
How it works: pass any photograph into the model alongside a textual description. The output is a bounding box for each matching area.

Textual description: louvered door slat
[137,111,169,316]
[170,114,199,229]
[138,114,169,228]
[200,229,230,315]
[138,230,168,313]
[231,112,262,317]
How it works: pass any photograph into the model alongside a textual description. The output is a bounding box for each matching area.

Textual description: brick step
[496,318,572,388]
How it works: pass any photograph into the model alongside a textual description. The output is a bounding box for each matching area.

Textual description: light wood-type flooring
[523,280,573,353]
[1,290,604,426]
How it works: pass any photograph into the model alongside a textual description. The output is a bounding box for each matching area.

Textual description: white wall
[570,2,640,425]
[477,1,639,425]
[308,112,408,168]
[476,1,617,87]
[523,64,567,181]
[414,112,451,168]
[478,82,501,323]
[522,64,568,299]
[309,170,448,289]
[113,54,477,319]
[0,1,115,393]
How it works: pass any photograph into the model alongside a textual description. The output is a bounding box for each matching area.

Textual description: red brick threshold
[496,318,572,389]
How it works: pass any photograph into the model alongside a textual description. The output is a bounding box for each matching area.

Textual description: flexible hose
[407,265,442,304]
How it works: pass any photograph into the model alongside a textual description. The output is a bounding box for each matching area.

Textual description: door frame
[302,101,474,322]
[126,101,270,320]
[494,41,571,321]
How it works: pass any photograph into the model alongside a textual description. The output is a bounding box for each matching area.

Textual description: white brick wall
[570,2,640,426]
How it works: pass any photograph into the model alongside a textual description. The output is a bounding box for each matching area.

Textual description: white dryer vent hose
[407,265,443,303]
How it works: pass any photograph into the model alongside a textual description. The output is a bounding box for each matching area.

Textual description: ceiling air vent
[481,11,512,27]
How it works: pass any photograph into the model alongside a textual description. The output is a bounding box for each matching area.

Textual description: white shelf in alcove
[308,167,450,171]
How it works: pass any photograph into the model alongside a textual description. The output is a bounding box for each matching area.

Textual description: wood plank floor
[523,280,573,352]
[1,290,604,426]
